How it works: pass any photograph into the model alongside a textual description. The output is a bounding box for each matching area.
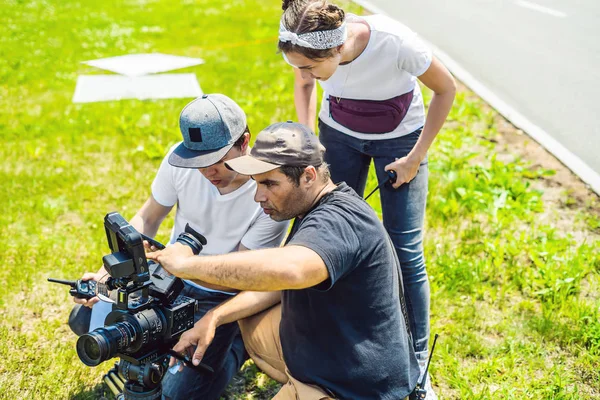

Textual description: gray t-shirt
[281,183,420,399]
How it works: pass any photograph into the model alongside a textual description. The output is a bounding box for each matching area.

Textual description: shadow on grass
[66,361,281,400]
[222,361,282,400]
[70,382,111,400]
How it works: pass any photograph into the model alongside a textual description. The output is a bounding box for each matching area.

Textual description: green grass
[1,0,599,399]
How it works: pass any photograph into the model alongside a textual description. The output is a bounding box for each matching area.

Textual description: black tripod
[103,351,213,400]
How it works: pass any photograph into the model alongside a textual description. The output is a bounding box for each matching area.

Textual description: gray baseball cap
[225,121,325,175]
[169,94,247,168]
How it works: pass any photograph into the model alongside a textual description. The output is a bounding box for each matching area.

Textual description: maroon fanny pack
[328,91,414,134]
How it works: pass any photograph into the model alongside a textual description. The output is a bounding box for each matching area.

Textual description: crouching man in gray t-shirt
[147,121,421,399]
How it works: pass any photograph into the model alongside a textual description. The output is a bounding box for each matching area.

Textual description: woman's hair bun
[282,0,296,11]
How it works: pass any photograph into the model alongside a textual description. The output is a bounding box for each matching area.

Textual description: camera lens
[83,338,100,361]
[77,332,108,366]
[76,322,136,366]
[76,307,168,367]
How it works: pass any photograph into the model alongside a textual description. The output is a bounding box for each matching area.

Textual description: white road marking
[351,0,600,195]
[514,0,567,18]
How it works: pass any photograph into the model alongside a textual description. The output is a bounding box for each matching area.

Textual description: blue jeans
[161,283,247,400]
[68,283,246,400]
[319,120,430,362]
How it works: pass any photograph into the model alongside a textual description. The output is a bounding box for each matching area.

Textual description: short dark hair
[280,163,330,186]
[233,126,251,150]
[280,165,306,186]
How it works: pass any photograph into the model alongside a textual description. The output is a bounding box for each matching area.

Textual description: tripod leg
[103,364,125,397]
[106,370,125,392]
[103,374,121,397]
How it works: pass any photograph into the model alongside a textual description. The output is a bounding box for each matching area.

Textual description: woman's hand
[169,312,218,371]
[385,155,422,189]
[147,243,194,277]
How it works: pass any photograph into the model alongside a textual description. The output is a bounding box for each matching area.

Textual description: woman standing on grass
[278,0,456,397]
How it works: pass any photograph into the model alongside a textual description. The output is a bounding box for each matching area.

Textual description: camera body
[77,289,197,368]
[102,212,184,307]
[75,212,209,396]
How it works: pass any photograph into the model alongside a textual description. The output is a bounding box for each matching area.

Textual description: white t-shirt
[151,144,290,292]
[318,14,432,140]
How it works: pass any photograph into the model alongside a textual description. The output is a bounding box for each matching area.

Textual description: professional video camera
[49,212,212,400]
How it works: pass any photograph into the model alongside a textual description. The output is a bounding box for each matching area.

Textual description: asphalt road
[360,0,600,189]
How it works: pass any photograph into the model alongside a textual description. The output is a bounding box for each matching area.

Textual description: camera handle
[167,349,215,374]
[110,280,153,312]
[140,233,166,251]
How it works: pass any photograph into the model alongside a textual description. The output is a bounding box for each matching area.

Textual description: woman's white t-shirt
[318,14,432,140]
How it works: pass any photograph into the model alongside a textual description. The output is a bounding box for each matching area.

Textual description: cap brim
[168,142,233,169]
[225,155,280,175]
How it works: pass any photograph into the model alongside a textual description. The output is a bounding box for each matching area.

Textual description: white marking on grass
[72,74,202,103]
[514,1,567,18]
[83,53,205,77]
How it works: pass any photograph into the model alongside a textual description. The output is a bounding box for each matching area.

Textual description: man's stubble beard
[270,186,312,222]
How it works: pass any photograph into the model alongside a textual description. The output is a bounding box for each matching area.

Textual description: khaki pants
[238,304,334,400]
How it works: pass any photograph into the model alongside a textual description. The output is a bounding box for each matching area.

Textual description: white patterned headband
[278,20,347,49]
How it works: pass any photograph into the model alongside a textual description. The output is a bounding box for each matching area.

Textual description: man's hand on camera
[142,240,159,254]
[169,311,217,371]
[147,243,194,277]
[72,272,102,308]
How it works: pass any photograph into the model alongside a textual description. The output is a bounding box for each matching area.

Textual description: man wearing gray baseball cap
[69,94,289,400]
[169,94,250,169]
[149,121,420,399]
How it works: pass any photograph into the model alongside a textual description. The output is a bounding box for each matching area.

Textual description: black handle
[140,234,166,250]
[167,350,214,375]
[386,170,398,184]
[364,170,399,201]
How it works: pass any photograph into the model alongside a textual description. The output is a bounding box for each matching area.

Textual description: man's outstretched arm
[147,243,328,291]
[171,290,281,367]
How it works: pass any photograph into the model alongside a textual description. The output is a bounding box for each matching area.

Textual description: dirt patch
[579,273,600,304]
[57,212,85,228]
[1,274,73,341]
[455,82,600,248]
[459,82,599,209]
